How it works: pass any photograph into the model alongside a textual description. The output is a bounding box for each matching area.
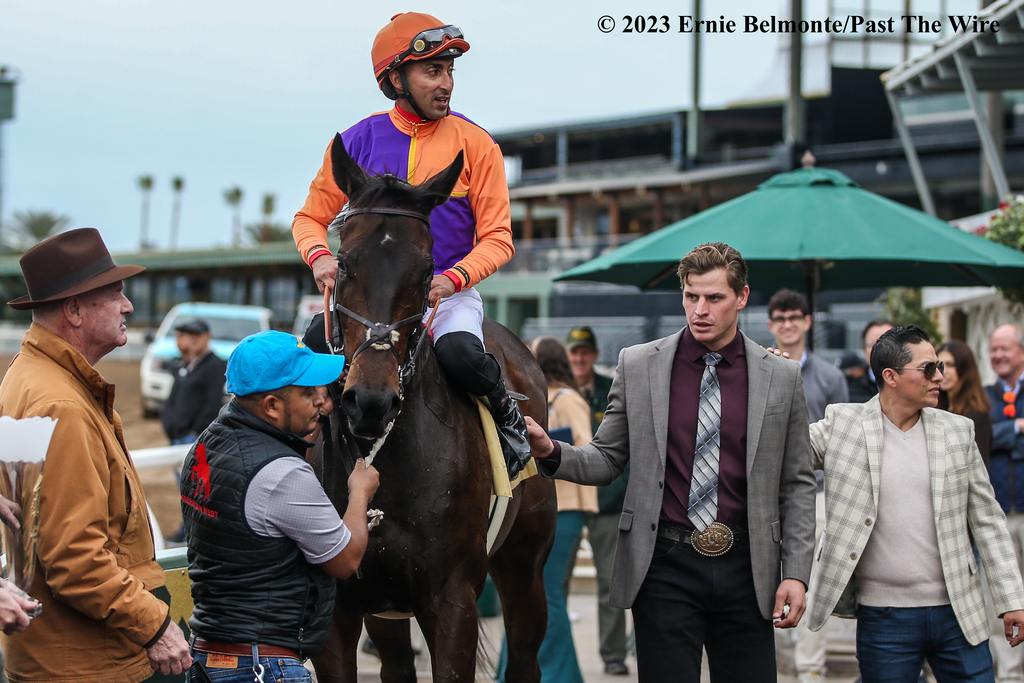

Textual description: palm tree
[261,192,275,225]
[5,210,70,251]
[244,192,292,244]
[137,175,154,250]
[223,186,244,246]
[168,176,185,250]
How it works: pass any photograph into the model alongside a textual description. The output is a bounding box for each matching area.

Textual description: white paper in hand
[0,416,56,594]
[0,416,57,464]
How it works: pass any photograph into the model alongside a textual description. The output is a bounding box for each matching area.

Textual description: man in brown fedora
[0,228,192,681]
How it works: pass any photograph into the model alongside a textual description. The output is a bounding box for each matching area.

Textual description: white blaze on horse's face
[380,232,396,246]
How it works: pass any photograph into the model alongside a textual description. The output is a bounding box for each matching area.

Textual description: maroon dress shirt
[661,327,749,529]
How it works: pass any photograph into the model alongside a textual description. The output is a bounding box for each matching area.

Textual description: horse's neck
[394,335,476,442]
[403,337,447,406]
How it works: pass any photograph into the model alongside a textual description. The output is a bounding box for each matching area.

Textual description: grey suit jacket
[548,330,817,618]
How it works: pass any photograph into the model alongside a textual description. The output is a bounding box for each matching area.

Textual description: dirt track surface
[0,356,183,538]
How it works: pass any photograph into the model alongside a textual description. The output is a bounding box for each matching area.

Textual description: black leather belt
[658,521,747,556]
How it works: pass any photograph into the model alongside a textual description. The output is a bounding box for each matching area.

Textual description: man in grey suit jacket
[526,242,816,683]
[808,325,1024,683]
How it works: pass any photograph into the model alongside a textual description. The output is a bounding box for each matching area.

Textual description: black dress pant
[632,534,776,683]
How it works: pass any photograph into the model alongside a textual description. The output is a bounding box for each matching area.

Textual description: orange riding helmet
[371,12,470,100]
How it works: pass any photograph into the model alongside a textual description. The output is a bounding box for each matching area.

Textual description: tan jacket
[0,324,168,682]
[548,387,598,513]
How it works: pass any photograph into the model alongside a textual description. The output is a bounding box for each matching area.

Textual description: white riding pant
[425,287,484,343]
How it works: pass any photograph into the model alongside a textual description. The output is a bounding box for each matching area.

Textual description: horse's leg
[413,573,484,683]
[364,615,417,683]
[311,591,363,683]
[488,478,557,683]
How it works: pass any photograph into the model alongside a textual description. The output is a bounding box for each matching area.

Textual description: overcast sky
[0,0,968,252]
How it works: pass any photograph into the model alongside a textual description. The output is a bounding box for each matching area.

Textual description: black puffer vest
[181,401,335,656]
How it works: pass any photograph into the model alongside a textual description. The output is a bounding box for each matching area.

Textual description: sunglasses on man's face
[893,360,945,380]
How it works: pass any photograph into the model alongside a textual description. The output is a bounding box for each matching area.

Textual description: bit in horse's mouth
[349,423,387,441]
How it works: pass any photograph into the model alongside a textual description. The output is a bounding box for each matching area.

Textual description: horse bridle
[322,205,438,396]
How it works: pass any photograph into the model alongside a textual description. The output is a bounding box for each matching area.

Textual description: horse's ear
[330,133,367,199]
[420,151,465,207]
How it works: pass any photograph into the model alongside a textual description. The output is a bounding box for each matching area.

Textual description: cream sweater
[548,386,599,513]
[855,415,950,608]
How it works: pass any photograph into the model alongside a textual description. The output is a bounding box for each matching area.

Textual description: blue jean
[856,604,995,683]
[497,511,586,683]
[186,650,311,682]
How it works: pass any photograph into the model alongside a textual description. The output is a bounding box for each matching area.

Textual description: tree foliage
[4,210,70,250]
[983,196,1024,305]
[883,287,943,344]
[245,192,291,243]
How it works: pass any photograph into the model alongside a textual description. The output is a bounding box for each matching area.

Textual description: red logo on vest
[182,443,219,518]
[190,443,212,500]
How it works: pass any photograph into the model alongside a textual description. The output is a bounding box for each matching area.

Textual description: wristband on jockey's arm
[306,246,332,268]
[450,265,471,289]
[441,269,464,293]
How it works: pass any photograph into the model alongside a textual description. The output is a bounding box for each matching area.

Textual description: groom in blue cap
[181,330,379,682]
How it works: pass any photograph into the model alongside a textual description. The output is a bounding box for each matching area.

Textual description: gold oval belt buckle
[691,522,734,557]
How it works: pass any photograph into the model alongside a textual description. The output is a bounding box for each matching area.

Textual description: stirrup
[507,390,528,401]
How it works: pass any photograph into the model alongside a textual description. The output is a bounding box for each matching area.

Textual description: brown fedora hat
[7,228,145,310]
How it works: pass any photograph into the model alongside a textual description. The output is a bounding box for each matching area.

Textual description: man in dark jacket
[181,330,379,682]
[568,326,631,676]
[161,318,226,445]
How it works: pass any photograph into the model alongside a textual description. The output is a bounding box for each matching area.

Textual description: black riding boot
[484,379,533,480]
[434,331,533,479]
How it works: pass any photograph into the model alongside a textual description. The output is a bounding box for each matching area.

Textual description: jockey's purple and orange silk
[292,105,514,290]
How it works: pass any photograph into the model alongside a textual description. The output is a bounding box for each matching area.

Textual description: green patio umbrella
[558,167,1024,299]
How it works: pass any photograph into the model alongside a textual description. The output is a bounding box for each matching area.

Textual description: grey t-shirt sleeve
[244,457,350,564]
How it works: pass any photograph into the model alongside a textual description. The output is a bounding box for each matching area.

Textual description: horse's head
[329,133,463,439]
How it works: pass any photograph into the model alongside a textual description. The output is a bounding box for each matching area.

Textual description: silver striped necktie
[687,352,723,531]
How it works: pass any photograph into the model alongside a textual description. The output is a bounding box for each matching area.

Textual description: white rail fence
[135,444,191,553]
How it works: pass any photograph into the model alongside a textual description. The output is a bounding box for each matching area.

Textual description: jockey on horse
[292,12,532,477]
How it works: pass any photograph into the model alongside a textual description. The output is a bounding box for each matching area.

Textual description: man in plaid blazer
[808,325,1024,682]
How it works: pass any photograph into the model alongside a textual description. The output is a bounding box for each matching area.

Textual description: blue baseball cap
[226,330,346,396]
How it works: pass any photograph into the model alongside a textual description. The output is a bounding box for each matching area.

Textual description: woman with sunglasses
[292,13,534,479]
[936,340,993,467]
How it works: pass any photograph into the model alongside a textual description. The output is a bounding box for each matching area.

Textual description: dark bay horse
[312,134,556,683]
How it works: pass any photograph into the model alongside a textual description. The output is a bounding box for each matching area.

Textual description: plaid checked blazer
[807,397,1024,644]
